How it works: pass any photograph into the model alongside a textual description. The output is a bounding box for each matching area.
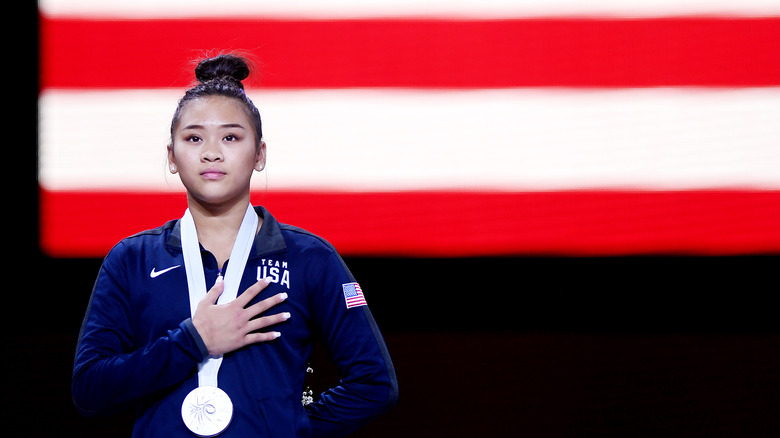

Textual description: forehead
[177,96,253,128]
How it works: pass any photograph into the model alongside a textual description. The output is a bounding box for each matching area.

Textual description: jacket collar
[167,205,287,258]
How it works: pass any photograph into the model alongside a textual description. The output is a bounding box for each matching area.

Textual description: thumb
[203,276,225,304]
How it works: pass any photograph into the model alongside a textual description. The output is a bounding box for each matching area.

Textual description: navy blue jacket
[73,206,398,437]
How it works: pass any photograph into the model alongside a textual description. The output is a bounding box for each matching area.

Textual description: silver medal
[181,386,233,437]
[179,204,256,436]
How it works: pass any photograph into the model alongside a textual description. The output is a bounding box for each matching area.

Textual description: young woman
[72,54,398,437]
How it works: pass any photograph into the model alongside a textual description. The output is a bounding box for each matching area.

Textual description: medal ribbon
[181,203,258,388]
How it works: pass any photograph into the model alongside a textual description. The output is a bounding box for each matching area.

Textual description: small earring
[169,164,177,173]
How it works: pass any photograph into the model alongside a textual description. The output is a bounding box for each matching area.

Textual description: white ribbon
[181,203,258,388]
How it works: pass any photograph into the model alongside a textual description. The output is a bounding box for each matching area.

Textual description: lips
[201,167,226,180]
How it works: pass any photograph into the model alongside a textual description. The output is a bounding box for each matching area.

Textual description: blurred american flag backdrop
[38,0,780,258]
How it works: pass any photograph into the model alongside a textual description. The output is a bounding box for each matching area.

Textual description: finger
[246,311,291,333]
[235,277,272,307]
[244,331,282,345]
[202,278,225,305]
[245,292,288,318]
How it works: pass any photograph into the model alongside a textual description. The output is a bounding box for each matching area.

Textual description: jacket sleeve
[71,241,208,417]
[305,250,399,437]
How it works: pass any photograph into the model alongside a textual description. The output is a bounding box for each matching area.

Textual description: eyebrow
[182,123,247,130]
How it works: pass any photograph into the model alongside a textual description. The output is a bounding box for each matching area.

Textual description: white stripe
[39,0,780,19]
[38,88,780,192]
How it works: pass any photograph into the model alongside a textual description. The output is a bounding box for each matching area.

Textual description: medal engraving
[182,386,233,437]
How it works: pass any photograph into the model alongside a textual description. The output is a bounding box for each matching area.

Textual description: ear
[255,141,267,171]
[167,144,178,174]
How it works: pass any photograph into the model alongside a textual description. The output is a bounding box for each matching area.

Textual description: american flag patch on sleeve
[342,282,367,309]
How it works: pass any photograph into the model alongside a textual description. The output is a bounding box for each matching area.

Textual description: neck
[187,196,256,269]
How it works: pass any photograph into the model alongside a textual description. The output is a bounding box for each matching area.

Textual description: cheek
[169,147,200,177]
[233,148,262,170]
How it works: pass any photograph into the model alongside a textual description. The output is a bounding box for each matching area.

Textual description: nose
[201,140,223,162]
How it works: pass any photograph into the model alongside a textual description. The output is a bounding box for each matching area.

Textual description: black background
[23,5,780,436]
[16,253,780,437]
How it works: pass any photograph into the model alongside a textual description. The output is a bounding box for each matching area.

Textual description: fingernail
[279,293,288,301]
[282,312,291,320]
[273,332,282,338]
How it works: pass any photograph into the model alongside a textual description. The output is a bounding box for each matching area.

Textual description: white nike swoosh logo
[150,265,181,278]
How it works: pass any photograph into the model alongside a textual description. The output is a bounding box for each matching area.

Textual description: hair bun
[195,54,250,87]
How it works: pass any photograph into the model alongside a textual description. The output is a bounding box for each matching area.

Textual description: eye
[224,134,240,142]
[184,134,202,143]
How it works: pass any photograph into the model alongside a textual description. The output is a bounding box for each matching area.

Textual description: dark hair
[169,54,263,146]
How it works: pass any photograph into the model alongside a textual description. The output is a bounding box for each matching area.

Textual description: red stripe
[39,16,780,89]
[39,188,780,257]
